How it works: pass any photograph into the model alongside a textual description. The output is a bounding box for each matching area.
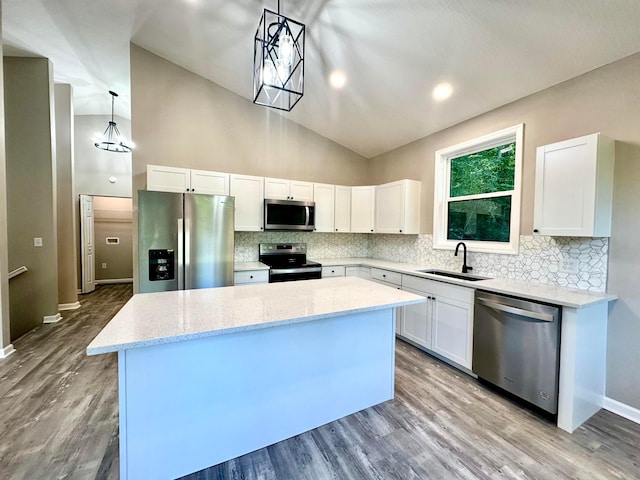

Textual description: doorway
[79,195,133,293]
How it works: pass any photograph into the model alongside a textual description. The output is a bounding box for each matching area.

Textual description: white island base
[89,278,427,480]
[119,308,395,479]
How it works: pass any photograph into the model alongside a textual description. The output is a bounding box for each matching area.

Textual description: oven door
[269,267,322,282]
[264,199,315,231]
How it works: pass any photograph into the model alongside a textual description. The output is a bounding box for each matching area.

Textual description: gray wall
[54,84,78,307]
[369,52,640,410]
[0,3,12,352]
[4,57,59,340]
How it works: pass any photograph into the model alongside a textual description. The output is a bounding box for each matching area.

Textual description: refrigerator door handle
[177,218,184,290]
[184,218,191,290]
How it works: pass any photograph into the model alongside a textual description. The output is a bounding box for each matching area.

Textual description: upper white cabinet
[375,179,421,234]
[147,165,229,195]
[264,178,314,201]
[230,174,264,231]
[534,133,614,237]
[313,183,335,232]
[351,186,376,233]
[334,185,351,233]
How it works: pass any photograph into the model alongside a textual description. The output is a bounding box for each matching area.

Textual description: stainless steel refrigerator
[138,190,234,293]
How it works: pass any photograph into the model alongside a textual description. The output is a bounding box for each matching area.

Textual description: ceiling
[4,0,640,158]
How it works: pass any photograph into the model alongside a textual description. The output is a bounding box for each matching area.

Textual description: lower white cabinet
[234,270,269,285]
[322,266,345,278]
[400,275,474,370]
[345,266,371,279]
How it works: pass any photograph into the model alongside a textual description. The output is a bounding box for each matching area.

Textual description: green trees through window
[446,142,516,242]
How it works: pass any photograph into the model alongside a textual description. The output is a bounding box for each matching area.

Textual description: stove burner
[259,243,322,283]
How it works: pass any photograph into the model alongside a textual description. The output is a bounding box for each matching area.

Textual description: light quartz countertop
[311,258,617,309]
[233,261,270,271]
[86,277,424,355]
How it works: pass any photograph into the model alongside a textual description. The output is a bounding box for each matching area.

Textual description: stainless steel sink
[415,269,490,281]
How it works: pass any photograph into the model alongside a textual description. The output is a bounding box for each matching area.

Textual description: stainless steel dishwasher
[473,291,561,415]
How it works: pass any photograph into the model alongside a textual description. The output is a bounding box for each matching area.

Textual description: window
[433,124,523,254]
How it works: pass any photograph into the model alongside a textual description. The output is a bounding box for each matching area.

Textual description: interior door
[80,194,95,293]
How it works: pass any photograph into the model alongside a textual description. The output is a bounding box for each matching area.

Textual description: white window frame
[433,124,524,255]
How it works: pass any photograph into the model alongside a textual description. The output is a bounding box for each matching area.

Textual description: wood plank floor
[0,284,638,479]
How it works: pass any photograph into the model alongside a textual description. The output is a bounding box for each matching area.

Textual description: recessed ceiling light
[329,71,347,89]
[432,83,453,101]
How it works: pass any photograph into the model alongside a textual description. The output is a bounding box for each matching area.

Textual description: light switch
[34,237,43,247]
[102,263,107,269]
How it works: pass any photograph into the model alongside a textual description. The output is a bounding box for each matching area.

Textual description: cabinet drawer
[371,268,401,286]
[234,270,269,284]
[402,274,473,303]
[322,266,345,278]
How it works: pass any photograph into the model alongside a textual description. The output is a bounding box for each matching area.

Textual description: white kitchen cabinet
[189,169,230,195]
[234,270,269,285]
[400,275,474,370]
[400,287,431,349]
[313,183,335,232]
[230,174,264,231]
[375,179,421,234]
[147,165,229,195]
[345,266,371,279]
[264,178,314,201]
[533,133,614,237]
[351,186,376,233]
[334,185,351,232]
[322,266,345,278]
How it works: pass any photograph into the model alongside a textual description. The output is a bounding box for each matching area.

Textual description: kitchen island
[87,277,424,480]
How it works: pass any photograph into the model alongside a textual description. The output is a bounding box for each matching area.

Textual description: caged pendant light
[253,0,305,111]
[94,90,133,153]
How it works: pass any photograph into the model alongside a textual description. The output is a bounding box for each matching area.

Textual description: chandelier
[253,1,305,111]
[94,90,133,153]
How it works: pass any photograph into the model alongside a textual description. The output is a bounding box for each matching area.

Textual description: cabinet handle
[399,229,402,233]
[382,274,386,278]
[250,275,254,279]
[335,229,338,232]
[370,229,374,232]
[533,229,539,233]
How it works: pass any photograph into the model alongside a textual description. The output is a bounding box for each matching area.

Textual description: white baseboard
[603,397,640,425]
[58,301,81,311]
[95,278,133,285]
[0,344,15,359]
[43,313,63,324]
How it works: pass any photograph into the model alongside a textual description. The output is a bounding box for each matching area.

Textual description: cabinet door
[230,174,264,231]
[313,183,335,232]
[351,186,375,233]
[147,165,190,193]
[234,270,269,285]
[322,266,345,278]
[334,185,351,232]
[375,181,404,233]
[431,296,473,369]
[533,133,614,237]
[400,287,431,349]
[264,178,290,199]
[289,181,314,201]
[190,170,229,195]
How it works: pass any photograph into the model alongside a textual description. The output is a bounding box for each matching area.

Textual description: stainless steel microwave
[264,199,315,231]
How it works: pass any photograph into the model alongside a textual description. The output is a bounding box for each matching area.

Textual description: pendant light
[253,0,305,111]
[94,90,133,153]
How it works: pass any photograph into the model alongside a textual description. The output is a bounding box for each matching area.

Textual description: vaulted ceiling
[4,0,640,158]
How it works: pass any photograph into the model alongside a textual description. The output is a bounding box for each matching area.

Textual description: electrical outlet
[559,258,579,274]
[101,263,107,269]
[34,237,43,247]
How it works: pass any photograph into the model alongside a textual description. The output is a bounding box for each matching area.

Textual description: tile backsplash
[235,232,608,292]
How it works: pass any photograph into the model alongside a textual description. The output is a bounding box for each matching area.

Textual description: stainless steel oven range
[259,243,322,283]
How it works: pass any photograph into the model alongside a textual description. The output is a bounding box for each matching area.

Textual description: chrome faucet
[454,242,473,273]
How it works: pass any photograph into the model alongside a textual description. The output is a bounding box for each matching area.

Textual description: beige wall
[369,52,640,410]
[0,3,12,353]
[54,84,78,307]
[130,44,369,189]
[4,57,59,340]
[74,114,132,198]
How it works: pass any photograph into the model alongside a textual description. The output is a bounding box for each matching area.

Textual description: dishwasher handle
[477,297,555,322]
